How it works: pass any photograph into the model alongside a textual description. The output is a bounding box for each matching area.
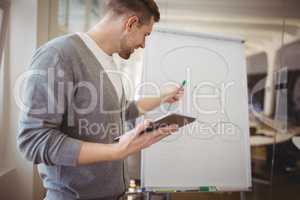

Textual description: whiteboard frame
[154,27,245,44]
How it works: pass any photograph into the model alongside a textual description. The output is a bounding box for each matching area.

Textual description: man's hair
[105,0,160,24]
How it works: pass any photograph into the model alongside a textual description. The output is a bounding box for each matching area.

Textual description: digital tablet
[114,113,196,142]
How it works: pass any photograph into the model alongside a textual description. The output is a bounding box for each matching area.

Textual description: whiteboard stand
[240,191,246,200]
[145,191,151,200]
[144,191,245,200]
[166,193,171,200]
[145,192,171,200]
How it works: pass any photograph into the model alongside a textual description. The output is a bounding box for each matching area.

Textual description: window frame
[0,0,10,68]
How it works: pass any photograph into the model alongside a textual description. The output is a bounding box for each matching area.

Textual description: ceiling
[154,0,300,55]
[59,0,300,56]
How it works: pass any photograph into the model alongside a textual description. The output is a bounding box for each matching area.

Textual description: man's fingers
[129,124,178,149]
[156,124,179,136]
[148,127,177,145]
[134,120,153,137]
[170,91,184,102]
[121,120,152,143]
[175,86,184,92]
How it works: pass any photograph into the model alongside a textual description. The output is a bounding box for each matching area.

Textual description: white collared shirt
[77,32,123,101]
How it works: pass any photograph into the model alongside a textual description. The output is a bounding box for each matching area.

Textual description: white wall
[0,0,39,199]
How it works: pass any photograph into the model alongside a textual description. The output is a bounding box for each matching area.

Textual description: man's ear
[125,16,139,32]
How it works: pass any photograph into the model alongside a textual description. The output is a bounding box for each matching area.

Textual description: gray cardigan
[17,34,140,200]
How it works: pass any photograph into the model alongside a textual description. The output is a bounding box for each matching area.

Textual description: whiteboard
[140,29,252,191]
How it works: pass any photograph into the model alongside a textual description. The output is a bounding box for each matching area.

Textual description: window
[51,0,144,100]
[50,0,103,37]
[0,0,10,165]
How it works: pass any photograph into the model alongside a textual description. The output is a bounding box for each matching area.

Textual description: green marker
[181,80,187,88]
[199,186,217,192]
[166,80,187,112]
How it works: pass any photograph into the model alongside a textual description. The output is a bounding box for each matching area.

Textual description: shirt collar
[77,32,114,63]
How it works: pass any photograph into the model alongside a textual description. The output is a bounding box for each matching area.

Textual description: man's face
[119,17,155,59]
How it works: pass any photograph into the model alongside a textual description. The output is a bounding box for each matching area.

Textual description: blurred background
[0,0,300,199]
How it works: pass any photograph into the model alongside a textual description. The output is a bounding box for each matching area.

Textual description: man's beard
[119,50,131,60]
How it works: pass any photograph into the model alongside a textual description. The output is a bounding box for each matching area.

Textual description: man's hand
[162,86,184,104]
[137,85,184,114]
[116,120,179,159]
[77,120,178,165]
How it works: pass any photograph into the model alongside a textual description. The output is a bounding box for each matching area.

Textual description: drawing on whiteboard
[159,46,242,142]
[160,46,230,84]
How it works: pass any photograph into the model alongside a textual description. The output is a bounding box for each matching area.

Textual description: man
[17,0,183,200]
